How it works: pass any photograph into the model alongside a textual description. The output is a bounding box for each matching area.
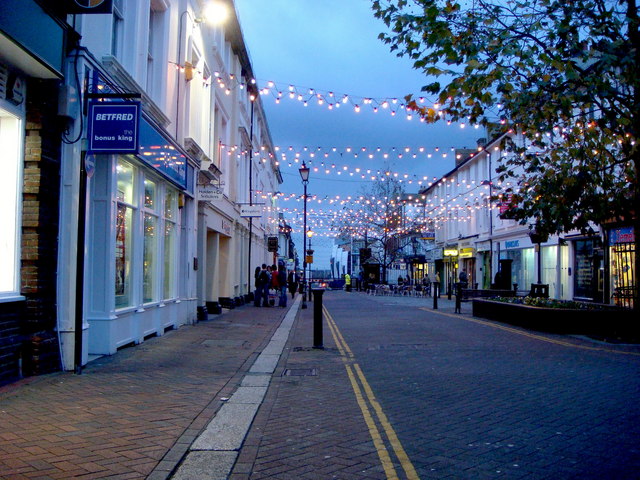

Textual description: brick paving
[0,304,290,480]
[3,291,640,480]
[228,302,384,480]
[229,290,640,479]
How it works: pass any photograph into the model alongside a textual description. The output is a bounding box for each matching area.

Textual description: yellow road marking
[353,364,420,480]
[420,308,640,357]
[345,363,399,479]
[324,305,419,479]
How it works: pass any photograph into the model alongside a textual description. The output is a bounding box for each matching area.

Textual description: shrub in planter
[472,297,638,342]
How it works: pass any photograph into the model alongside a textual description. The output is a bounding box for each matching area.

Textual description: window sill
[0,295,26,304]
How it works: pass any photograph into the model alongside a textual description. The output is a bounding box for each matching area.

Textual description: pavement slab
[0,302,294,480]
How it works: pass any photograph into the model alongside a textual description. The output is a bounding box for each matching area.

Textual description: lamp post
[528,222,549,285]
[307,229,314,301]
[299,162,310,309]
[247,94,255,300]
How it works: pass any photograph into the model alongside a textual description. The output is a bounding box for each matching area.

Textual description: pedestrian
[459,269,468,288]
[422,273,431,296]
[397,275,404,286]
[253,266,262,306]
[277,264,288,307]
[260,264,271,306]
[345,272,351,292]
[288,270,298,299]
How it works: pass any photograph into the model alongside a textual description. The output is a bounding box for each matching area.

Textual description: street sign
[240,205,263,217]
[198,186,222,202]
[267,236,278,252]
[87,101,140,154]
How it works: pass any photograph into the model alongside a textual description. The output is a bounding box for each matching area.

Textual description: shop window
[115,159,136,308]
[163,187,177,299]
[0,108,22,297]
[574,238,603,302]
[541,246,558,298]
[111,0,124,59]
[143,178,158,303]
[610,228,635,309]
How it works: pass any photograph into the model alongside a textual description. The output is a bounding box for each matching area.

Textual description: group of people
[253,263,300,308]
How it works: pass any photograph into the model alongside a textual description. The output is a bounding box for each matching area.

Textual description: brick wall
[0,78,62,385]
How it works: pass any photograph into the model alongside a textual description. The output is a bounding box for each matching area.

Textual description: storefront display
[573,238,603,302]
[609,226,635,309]
[0,100,23,297]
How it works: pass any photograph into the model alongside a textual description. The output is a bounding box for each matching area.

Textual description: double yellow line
[324,305,419,480]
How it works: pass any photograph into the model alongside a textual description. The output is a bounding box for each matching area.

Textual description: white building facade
[419,133,601,301]
[56,0,281,370]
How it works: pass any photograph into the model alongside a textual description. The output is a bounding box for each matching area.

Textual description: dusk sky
[234,0,484,270]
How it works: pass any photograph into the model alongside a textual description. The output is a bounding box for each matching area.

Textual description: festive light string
[169,62,637,151]
[259,178,521,239]
[168,60,499,125]
[226,143,492,184]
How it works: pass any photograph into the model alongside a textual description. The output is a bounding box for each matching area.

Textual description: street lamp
[306,229,314,301]
[528,222,549,285]
[299,162,310,309]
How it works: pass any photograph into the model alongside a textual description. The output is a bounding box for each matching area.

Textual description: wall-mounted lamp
[198,1,229,25]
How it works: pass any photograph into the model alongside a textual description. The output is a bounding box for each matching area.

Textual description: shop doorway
[610,241,635,309]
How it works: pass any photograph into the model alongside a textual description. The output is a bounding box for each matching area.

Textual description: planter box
[472,298,639,340]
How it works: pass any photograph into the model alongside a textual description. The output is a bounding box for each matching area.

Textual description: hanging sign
[198,186,222,202]
[240,205,263,217]
[64,0,113,14]
[87,101,140,154]
[267,236,278,252]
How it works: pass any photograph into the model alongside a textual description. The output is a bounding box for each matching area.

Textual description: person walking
[288,270,297,299]
[459,269,469,288]
[259,264,271,307]
[422,273,431,296]
[345,272,351,292]
[253,266,262,307]
[277,265,288,307]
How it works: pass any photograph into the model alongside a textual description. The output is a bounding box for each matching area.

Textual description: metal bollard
[433,282,438,309]
[455,283,461,314]
[312,288,325,349]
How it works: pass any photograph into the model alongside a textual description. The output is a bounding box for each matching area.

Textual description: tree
[332,176,425,282]
[373,0,639,308]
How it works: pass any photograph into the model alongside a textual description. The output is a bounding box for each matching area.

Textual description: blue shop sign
[88,101,140,153]
[610,226,635,244]
[138,117,187,189]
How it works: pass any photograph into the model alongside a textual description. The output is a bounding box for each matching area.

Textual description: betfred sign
[88,101,140,154]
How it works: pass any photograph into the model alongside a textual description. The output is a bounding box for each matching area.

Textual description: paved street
[1,291,640,479]
[230,290,640,479]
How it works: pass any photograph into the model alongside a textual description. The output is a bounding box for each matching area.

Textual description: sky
[234,0,484,270]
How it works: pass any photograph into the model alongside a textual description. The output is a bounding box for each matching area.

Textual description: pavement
[2,291,638,479]
[0,297,300,480]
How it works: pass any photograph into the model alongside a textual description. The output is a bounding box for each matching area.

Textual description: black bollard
[433,282,438,309]
[454,282,461,314]
[312,288,325,349]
